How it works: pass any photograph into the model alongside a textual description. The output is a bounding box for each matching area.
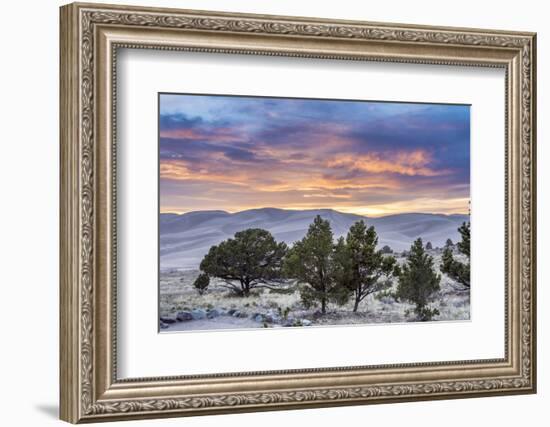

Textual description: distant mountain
[159,208,469,269]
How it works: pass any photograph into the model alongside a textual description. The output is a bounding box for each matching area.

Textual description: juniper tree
[381,245,393,254]
[200,228,287,296]
[426,241,433,250]
[192,272,210,295]
[445,238,454,248]
[284,215,340,314]
[441,221,470,288]
[396,238,441,321]
[336,220,398,312]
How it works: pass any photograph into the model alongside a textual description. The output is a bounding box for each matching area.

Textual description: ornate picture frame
[60,2,536,423]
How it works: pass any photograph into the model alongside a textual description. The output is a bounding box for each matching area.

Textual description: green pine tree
[457,222,470,257]
[284,215,340,314]
[441,221,470,288]
[331,236,354,307]
[336,220,398,312]
[396,238,441,321]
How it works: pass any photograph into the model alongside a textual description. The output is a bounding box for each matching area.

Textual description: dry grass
[159,250,470,329]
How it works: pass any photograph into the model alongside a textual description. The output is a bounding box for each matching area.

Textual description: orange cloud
[327,150,447,177]
[160,160,251,187]
[160,158,401,196]
[159,157,468,216]
[160,161,191,180]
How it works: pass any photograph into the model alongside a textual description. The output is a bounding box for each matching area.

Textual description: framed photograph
[60,2,537,423]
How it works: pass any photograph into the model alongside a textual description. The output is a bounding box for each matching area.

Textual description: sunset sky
[159,93,470,217]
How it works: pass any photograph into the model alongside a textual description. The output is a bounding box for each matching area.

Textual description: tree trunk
[240,279,249,297]
[353,298,360,313]
[353,286,362,312]
[321,297,326,314]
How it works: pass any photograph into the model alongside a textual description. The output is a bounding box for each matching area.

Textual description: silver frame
[60,2,536,423]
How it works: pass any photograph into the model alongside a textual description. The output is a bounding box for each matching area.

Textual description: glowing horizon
[160,202,470,218]
[159,94,470,217]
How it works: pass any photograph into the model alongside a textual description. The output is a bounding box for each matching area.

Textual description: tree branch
[218,280,243,294]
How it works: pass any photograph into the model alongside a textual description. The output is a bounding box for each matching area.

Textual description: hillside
[160,208,469,269]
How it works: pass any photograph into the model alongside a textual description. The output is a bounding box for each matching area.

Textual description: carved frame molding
[60,2,536,423]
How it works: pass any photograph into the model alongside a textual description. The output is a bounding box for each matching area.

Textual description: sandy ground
[164,316,262,331]
[160,251,470,332]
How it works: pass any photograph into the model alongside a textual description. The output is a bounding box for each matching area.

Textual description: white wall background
[0,0,545,426]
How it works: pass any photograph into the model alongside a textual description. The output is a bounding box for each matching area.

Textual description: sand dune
[160,208,469,269]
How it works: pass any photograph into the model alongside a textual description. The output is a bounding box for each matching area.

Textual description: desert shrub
[416,306,440,320]
[268,287,295,295]
[277,306,291,321]
[381,245,393,254]
[200,228,287,296]
[192,273,210,295]
[395,238,441,321]
[266,300,279,308]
